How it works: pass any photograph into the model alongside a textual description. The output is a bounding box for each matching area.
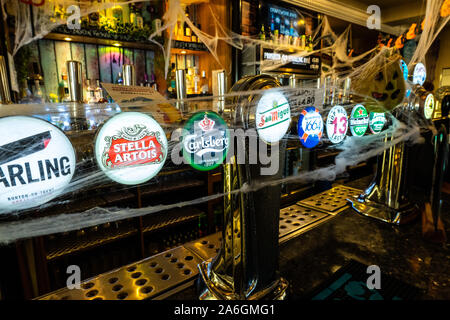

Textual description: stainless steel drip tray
[279,204,332,244]
[37,246,203,301]
[38,188,354,300]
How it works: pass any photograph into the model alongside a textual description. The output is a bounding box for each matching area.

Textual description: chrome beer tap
[197,74,289,300]
[348,85,441,225]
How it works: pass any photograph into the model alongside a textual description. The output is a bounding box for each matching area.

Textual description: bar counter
[169,176,450,300]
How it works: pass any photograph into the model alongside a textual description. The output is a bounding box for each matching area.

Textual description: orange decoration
[395,35,404,49]
[406,23,417,40]
[441,0,450,17]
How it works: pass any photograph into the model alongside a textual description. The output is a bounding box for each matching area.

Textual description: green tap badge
[349,104,369,137]
[182,111,230,171]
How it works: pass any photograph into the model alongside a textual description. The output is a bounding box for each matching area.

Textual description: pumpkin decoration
[352,51,406,113]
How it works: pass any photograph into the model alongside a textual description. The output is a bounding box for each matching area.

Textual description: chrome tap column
[197,75,289,300]
[348,86,439,225]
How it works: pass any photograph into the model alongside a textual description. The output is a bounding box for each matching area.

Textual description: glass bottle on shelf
[58,74,70,103]
[129,4,137,26]
[95,80,107,103]
[117,72,123,85]
[186,68,194,95]
[193,67,200,94]
[184,8,192,40]
[150,73,157,90]
[259,25,266,41]
[32,79,44,103]
[201,70,208,94]
[135,8,144,29]
[191,23,198,43]
[87,79,97,104]
[144,73,150,87]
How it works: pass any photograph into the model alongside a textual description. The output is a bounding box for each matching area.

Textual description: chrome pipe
[0,56,11,104]
[175,69,187,113]
[122,64,136,86]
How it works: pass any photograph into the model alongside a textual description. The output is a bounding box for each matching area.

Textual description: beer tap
[348,85,440,225]
[197,74,289,300]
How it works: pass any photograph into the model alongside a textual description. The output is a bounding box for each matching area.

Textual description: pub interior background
[0,0,448,301]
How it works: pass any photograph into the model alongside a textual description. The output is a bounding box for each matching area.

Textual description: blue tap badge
[298,107,323,148]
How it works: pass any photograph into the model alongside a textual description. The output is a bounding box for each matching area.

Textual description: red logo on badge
[102,125,164,169]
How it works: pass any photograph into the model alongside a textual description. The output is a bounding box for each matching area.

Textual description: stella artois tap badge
[0,116,76,212]
[298,107,323,148]
[95,112,167,185]
[182,111,229,171]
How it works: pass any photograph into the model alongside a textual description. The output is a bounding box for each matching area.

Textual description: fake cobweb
[0,0,448,244]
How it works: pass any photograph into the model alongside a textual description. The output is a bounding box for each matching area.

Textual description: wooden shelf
[44,33,160,51]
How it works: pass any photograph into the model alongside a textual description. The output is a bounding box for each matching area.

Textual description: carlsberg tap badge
[182,111,229,171]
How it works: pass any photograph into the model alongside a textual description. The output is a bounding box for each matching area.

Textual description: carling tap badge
[95,112,168,185]
[182,111,229,171]
[0,116,76,212]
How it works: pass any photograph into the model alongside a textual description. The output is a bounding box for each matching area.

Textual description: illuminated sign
[412,63,426,86]
[0,116,76,212]
[369,112,386,134]
[95,112,167,185]
[298,107,323,148]
[326,106,348,144]
[349,105,369,137]
[424,93,435,119]
[256,91,291,144]
[182,111,229,171]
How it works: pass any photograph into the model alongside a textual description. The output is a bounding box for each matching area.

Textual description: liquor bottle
[201,70,208,94]
[86,79,97,104]
[58,74,70,102]
[142,3,153,28]
[184,8,192,39]
[193,67,200,94]
[95,80,107,103]
[300,35,306,50]
[191,23,198,42]
[168,63,177,97]
[112,5,123,28]
[117,72,123,85]
[144,73,150,87]
[32,79,44,103]
[280,19,285,35]
[177,13,184,40]
[135,8,144,29]
[259,25,266,41]
[186,68,194,95]
[150,73,157,90]
[129,4,137,26]
[308,35,313,51]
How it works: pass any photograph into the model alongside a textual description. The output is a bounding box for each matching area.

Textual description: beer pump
[348,84,446,225]
[197,75,289,300]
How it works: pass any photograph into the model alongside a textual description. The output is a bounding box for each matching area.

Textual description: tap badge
[424,93,435,119]
[369,112,386,134]
[349,104,369,137]
[412,62,426,86]
[256,91,291,144]
[326,106,348,144]
[0,116,76,213]
[298,107,323,148]
[95,112,167,185]
[182,111,229,171]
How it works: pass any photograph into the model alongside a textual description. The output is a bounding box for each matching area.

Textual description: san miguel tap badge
[95,112,167,185]
[182,111,229,171]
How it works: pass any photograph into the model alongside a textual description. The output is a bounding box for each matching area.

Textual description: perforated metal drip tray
[38,246,202,301]
[297,185,362,215]
[38,186,357,300]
